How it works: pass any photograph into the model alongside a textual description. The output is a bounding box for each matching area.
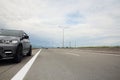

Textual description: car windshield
[0,29,22,37]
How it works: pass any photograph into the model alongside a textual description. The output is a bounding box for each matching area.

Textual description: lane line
[11,49,42,80]
[65,52,80,56]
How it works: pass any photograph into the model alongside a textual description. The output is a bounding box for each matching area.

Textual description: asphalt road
[0,48,120,80]
[0,49,39,80]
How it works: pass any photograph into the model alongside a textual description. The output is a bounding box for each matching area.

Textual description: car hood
[0,36,20,40]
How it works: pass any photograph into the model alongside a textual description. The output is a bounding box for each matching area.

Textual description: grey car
[0,29,32,63]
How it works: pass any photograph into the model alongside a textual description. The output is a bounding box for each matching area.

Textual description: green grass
[78,46,120,48]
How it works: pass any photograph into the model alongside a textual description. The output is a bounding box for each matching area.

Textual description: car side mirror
[23,35,29,39]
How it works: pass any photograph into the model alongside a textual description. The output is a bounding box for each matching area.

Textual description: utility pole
[59,26,66,48]
[75,41,76,48]
[69,41,71,48]
[62,28,64,48]
[59,25,69,48]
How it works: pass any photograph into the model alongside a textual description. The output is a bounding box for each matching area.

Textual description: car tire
[27,46,32,56]
[13,45,23,63]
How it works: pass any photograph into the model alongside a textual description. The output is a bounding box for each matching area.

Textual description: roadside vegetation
[78,46,120,48]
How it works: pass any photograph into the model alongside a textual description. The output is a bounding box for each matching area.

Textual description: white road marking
[11,49,42,80]
[65,52,80,56]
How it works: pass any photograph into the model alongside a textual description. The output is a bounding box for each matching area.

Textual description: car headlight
[11,40,18,44]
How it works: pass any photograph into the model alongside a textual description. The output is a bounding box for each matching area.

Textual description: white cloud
[0,0,120,46]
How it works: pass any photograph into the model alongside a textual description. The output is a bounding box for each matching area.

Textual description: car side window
[22,32,29,39]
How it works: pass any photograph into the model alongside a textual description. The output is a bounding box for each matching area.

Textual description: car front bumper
[0,44,18,59]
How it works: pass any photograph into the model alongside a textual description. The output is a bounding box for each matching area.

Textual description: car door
[22,32,30,55]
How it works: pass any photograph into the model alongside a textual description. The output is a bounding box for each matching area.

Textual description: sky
[0,0,120,47]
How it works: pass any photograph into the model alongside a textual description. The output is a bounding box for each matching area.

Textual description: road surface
[0,48,120,80]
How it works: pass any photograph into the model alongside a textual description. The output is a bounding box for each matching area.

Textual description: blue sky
[0,0,120,47]
[66,11,83,25]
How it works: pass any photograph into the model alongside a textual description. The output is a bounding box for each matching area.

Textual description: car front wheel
[27,46,32,56]
[13,45,23,63]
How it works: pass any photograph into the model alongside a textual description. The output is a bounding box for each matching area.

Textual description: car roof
[0,29,24,32]
[0,29,25,37]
